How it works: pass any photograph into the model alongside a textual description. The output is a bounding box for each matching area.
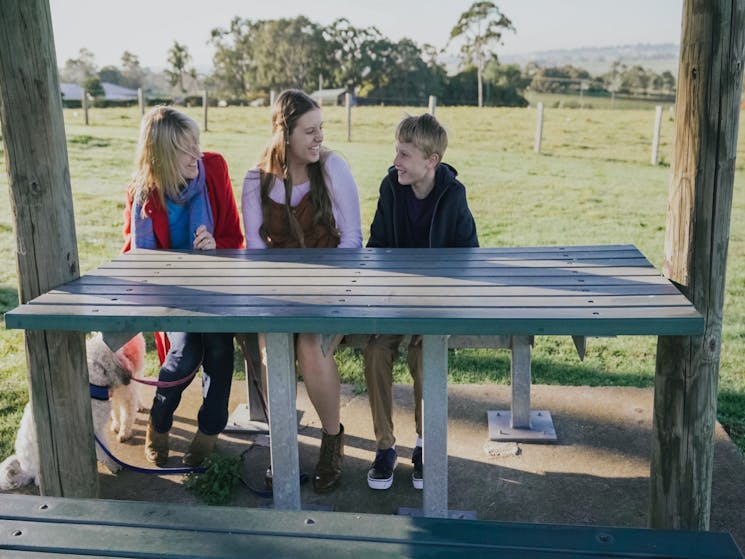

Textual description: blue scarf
[131,159,213,249]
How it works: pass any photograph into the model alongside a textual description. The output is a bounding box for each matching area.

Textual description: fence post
[82,88,89,125]
[579,80,589,109]
[269,89,277,107]
[651,105,663,165]
[137,87,145,115]
[534,102,544,153]
[345,92,352,142]
[318,74,323,106]
[428,95,436,116]
[202,90,208,132]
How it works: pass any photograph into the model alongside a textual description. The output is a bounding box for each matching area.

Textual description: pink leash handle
[131,368,198,388]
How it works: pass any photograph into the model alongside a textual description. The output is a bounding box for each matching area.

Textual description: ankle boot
[313,423,344,493]
[145,420,169,467]
[183,429,218,467]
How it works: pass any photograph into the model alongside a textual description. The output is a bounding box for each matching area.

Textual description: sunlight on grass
[1,104,744,459]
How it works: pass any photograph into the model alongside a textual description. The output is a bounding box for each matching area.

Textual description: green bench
[1,494,741,558]
[231,333,566,441]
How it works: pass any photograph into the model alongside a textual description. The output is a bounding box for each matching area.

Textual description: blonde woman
[123,106,244,467]
[241,89,362,492]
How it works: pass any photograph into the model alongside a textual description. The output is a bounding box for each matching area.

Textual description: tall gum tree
[449,1,514,107]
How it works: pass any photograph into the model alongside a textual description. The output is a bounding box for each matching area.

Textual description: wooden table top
[5,245,703,337]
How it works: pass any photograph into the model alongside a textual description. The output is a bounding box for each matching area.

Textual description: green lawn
[1,104,744,457]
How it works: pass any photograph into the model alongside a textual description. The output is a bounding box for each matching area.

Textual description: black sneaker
[367,447,397,490]
[412,446,423,490]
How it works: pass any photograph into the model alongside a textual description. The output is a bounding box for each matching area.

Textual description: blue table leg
[264,333,301,510]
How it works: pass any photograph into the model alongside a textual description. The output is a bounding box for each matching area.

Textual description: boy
[364,113,479,490]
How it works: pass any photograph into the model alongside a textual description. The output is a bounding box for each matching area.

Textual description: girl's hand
[193,225,216,250]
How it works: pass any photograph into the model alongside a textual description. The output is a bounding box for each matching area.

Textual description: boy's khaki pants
[363,334,423,450]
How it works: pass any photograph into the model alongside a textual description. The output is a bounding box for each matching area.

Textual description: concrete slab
[5,380,744,550]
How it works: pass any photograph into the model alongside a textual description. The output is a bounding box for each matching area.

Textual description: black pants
[150,332,234,435]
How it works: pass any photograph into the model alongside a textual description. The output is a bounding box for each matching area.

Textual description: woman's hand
[193,224,216,250]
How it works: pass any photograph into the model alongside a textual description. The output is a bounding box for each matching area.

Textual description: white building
[310,87,354,106]
[60,82,138,102]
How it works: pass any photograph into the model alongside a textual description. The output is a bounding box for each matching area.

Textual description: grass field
[1,104,744,459]
[525,91,677,111]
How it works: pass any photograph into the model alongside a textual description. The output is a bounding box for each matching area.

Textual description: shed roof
[60,82,138,101]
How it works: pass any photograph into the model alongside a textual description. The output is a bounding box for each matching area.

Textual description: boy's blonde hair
[130,106,201,209]
[395,113,448,161]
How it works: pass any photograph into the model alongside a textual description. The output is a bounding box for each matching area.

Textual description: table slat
[6,247,703,337]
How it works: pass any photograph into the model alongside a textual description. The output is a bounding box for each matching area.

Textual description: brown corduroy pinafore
[261,193,339,249]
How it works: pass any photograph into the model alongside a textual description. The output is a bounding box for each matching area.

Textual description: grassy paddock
[1,104,744,457]
[525,91,677,112]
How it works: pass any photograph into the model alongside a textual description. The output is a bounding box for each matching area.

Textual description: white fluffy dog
[0,332,146,490]
[110,340,146,443]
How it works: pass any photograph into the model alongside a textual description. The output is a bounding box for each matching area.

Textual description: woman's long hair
[256,89,337,246]
[129,106,200,212]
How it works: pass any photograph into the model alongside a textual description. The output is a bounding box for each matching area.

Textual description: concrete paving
[6,380,745,550]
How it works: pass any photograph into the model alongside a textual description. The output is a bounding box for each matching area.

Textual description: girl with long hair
[241,89,362,492]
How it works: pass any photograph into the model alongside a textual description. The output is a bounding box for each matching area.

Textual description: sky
[49,0,684,70]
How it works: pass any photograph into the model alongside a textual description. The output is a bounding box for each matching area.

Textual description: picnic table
[5,244,704,518]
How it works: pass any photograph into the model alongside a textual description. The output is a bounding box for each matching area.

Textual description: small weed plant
[183,453,242,505]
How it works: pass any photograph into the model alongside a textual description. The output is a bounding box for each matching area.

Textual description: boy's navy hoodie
[367,163,479,248]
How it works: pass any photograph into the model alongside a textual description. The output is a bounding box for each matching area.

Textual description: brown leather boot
[145,420,169,467]
[183,429,218,467]
[313,424,344,493]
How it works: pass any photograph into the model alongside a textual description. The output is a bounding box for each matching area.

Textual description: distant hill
[499,43,680,77]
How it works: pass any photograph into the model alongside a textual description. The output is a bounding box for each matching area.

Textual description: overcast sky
[49,0,684,69]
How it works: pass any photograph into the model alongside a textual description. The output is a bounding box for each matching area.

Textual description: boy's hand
[193,224,216,250]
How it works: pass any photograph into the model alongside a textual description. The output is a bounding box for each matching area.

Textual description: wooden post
[318,74,323,106]
[650,0,745,531]
[0,0,98,498]
[202,89,208,132]
[269,89,277,107]
[651,105,663,165]
[82,86,89,125]
[534,102,544,153]
[428,95,436,116]
[345,91,352,142]
[137,87,144,115]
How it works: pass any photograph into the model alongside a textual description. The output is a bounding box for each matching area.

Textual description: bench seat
[1,494,741,559]
[232,333,575,441]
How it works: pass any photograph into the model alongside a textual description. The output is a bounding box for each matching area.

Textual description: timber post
[203,89,208,132]
[534,102,544,153]
[82,85,89,125]
[0,0,98,497]
[650,0,745,530]
[137,87,145,115]
[346,92,352,142]
[651,105,663,165]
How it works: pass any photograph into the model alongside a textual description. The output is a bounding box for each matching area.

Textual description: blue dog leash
[94,433,206,475]
[94,434,280,498]
[92,383,277,495]
[91,374,305,497]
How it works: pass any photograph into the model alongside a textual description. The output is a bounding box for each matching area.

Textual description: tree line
[58,2,680,108]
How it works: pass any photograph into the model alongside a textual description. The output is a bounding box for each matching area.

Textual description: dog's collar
[89,383,109,401]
